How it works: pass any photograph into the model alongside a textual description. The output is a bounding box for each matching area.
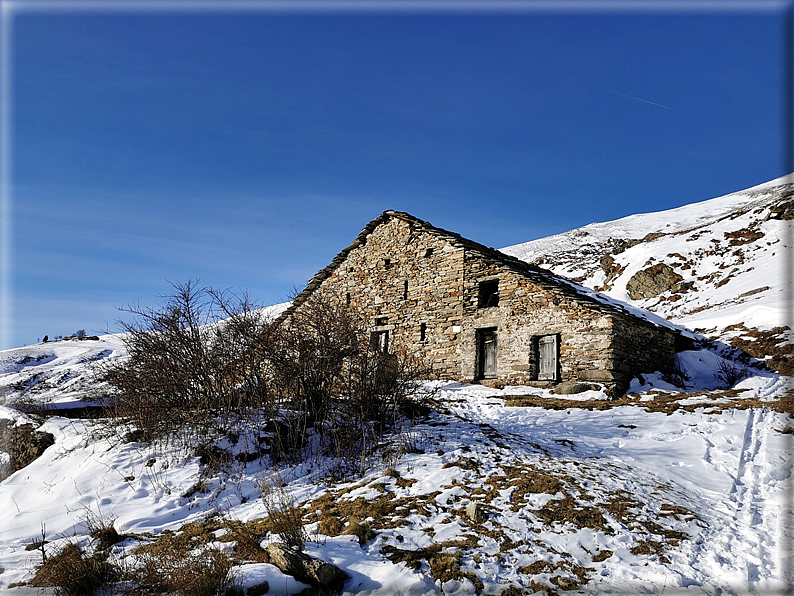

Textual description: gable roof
[277,210,687,334]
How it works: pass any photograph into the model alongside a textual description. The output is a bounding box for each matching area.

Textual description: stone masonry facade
[280,211,679,395]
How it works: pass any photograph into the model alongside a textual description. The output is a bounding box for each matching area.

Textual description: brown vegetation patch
[306,484,441,541]
[504,390,791,416]
[591,549,613,562]
[385,467,418,488]
[724,228,764,245]
[535,495,610,533]
[442,456,482,471]
[31,543,119,595]
[729,325,793,376]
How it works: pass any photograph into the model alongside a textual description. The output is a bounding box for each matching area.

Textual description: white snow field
[0,371,789,595]
[0,178,791,594]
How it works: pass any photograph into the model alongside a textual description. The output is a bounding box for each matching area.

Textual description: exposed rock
[0,420,55,481]
[642,232,666,242]
[465,502,487,523]
[550,381,601,395]
[626,264,684,300]
[768,198,793,220]
[738,286,770,298]
[266,544,349,592]
[248,580,270,595]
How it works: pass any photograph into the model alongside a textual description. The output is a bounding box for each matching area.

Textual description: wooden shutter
[538,335,558,381]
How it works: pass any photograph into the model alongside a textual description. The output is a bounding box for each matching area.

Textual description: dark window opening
[345,292,351,306]
[478,280,499,308]
[536,334,559,381]
[375,317,387,326]
[370,330,389,353]
[383,258,392,269]
[424,248,434,258]
[403,280,409,300]
[419,323,426,342]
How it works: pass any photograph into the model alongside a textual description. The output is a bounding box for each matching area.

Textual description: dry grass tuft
[381,542,484,594]
[133,546,234,596]
[223,519,270,563]
[31,543,119,596]
[260,479,308,550]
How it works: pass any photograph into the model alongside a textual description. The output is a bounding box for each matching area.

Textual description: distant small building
[281,211,685,395]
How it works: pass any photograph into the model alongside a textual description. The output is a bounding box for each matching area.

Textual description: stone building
[280,210,685,395]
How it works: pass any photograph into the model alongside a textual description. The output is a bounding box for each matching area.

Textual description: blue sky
[3,2,790,348]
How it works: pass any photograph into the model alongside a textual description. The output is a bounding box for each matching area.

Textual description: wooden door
[478,329,498,379]
[538,335,558,381]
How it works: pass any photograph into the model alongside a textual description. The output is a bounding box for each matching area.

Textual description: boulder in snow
[266,544,348,592]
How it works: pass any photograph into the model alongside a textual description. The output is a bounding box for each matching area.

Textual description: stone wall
[285,212,678,395]
[318,217,465,379]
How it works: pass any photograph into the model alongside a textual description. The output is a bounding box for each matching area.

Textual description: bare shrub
[102,280,277,451]
[258,290,434,473]
[717,358,750,387]
[259,476,308,551]
[31,542,119,596]
[662,360,690,389]
[104,282,434,477]
[84,509,124,551]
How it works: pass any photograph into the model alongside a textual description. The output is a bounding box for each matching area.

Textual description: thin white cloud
[599,86,672,110]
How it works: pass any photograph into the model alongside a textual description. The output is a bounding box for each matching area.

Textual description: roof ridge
[276,210,682,332]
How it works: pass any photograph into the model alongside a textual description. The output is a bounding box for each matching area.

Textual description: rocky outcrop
[768,197,793,220]
[266,544,349,593]
[626,264,684,300]
[551,381,601,395]
[0,420,55,481]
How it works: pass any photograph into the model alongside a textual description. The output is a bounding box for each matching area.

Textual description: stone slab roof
[277,210,687,334]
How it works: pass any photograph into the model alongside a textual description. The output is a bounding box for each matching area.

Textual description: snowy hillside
[502,174,792,348]
[0,181,791,595]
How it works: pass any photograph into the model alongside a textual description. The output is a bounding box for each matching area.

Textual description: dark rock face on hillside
[0,420,55,481]
[626,264,684,300]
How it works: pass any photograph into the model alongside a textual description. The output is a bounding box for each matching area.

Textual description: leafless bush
[101,280,277,451]
[103,282,434,475]
[717,358,750,387]
[265,290,434,470]
[662,360,690,389]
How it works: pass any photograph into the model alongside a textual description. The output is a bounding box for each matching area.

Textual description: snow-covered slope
[502,174,792,336]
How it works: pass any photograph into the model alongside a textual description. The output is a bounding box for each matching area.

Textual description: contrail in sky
[599,86,671,110]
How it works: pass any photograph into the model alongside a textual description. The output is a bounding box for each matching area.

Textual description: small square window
[424,248,434,258]
[383,258,392,269]
[478,280,499,308]
[375,317,387,326]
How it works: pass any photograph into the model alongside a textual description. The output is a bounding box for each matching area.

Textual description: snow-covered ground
[0,179,791,594]
[0,375,790,594]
